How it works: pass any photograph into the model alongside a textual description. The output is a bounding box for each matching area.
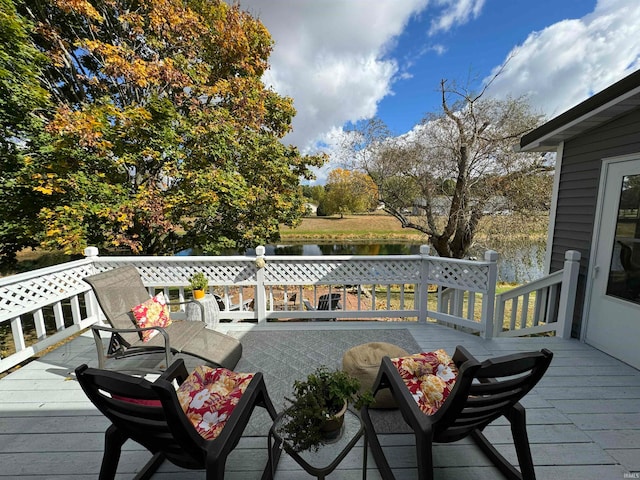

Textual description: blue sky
[237,0,640,182]
[377,0,596,135]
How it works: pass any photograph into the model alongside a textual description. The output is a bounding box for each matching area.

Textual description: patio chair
[213,293,254,313]
[84,266,242,371]
[75,359,281,480]
[361,345,553,480]
[302,293,342,321]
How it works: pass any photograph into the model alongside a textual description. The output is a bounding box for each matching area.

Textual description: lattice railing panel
[264,258,421,285]
[0,261,95,322]
[94,259,258,285]
[427,260,491,292]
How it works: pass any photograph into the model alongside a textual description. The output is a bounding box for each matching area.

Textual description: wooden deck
[0,322,639,479]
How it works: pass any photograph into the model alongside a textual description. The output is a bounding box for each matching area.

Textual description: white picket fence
[0,246,580,373]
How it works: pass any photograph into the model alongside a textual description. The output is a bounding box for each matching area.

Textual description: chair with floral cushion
[75,359,281,480]
[361,345,553,480]
[84,266,242,371]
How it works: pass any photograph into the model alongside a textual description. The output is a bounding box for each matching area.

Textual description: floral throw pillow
[131,292,172,342]
[391,349,458,415]
[176,365,255,440]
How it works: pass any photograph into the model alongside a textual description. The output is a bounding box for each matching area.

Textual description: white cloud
[428,0,486,35]
[485,0,640,119]
[234,0,640,187]
[239,0,429,155]
[430,44,447,55]
[234,0,494,183]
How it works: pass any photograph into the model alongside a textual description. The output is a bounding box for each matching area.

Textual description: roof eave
[520,70,640,152]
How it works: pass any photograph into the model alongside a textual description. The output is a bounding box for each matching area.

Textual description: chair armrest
[91,323,171,342]
[159,359,189,384]
[90,323,171,369]
[452,345,475,368]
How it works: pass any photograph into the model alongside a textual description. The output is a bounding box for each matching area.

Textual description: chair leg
[99,425,126,480]
[257,379,283,479]
[472,427,526,480]
[205,456,227,480]
[263,435,283,480]
[414,433,435,480]
[91,328,108,369]
[133,452,166,480]
[509,405,536,480]
[258,383,279,422]
[360,405,396,480]
[470,404,536,480]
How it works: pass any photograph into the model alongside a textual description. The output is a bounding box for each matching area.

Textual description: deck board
[0,322,638,479]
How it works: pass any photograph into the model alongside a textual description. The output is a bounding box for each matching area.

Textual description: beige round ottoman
[342,342,409,409]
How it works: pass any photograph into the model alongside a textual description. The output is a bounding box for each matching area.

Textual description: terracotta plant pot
[319,401,347,442]
[193,289,206,300]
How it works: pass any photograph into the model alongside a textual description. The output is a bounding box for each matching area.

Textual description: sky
[236,0,640,183]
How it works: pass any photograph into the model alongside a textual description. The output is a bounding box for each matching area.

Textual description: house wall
[550,108,640,337]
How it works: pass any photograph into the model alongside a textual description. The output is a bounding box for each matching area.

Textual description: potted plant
[280,366,373,452]
[189,272,208,300]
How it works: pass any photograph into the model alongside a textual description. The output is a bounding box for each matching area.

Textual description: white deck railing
[0,258,99,372]
[0,246,580,373]
[494,250,580,338]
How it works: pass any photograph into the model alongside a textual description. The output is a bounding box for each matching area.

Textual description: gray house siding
[550,108,640,336]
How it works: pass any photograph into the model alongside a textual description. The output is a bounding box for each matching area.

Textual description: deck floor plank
[0,322,638,479]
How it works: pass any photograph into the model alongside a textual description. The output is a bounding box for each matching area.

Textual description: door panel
[586,158,640,369]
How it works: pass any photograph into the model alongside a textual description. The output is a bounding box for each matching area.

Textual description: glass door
[586,158,640,369]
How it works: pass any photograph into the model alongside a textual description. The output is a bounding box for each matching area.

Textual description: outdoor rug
[227,328,421,436]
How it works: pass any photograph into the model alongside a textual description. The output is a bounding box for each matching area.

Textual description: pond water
[182,242,545,283]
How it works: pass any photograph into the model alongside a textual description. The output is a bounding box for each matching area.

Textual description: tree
[0,0,48,149]
[321,168,378,218]
[1,0,324,261]
[345,79,549,258]
[301,184,325,204]
[0,0,51,265]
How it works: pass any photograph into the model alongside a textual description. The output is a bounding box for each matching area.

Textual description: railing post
[83,246,101,322]
[417,245,431,323]
[557,250,581,339]
[418,245,430,324]
[494,291,505,336]
[482,250,499,339]
[254,245,267,324]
